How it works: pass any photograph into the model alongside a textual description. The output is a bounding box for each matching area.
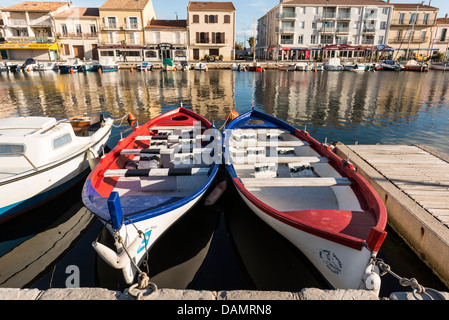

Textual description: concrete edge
[1,287,447,300]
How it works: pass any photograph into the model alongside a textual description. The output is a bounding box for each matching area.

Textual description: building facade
[257,0,394,61]
[187,1,236,61]
[53,7,100,60]
[0,1,72,60]
[144,19,188,62]
[388,2,439,60]
[98,0,156,62]
[431,15,449,60]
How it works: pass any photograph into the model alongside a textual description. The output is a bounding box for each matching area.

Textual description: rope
[112,113,131,128]
[375,258,447,300]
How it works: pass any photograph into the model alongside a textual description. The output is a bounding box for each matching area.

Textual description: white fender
[92,236,142,269]
[87,147,99,170]
[362,264,381,295]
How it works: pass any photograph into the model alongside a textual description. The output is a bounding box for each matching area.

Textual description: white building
[144,19,188,62]
[257,0,393,61]
[53,7,100,60]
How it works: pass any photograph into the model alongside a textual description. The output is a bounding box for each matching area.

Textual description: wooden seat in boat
[240,177,351,187]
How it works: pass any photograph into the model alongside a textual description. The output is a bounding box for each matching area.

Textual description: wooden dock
[335,144,449,289]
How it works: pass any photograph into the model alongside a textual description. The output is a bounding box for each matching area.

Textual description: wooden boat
[224,109,387,292]
[246,62,263,72]
[0,114,113,223]
[278,63,296,71]
[403,60,427,72]
[82,107,221,284]
[430,62,449,71]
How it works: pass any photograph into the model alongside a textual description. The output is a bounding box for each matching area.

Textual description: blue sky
[2,0,449,43]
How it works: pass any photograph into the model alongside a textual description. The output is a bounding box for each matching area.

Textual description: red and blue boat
[224,109,387,293]
[82,107,220,284]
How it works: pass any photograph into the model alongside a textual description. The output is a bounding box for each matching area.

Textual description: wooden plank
[240,177,351,187]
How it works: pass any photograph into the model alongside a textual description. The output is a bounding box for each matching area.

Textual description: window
[145,50,157,58]
[53,134,72,149]
[398,13,405,24]
[378,35,384,44]
[129,32,139,44]
[126,51,140,56]
[100,50,114,56]
[397,30,402,41]
[420,30,426,42]
[107,17,117,28]
[128,17,138,29]
[382,8,388,15]
[209,49,219,56]
[214,32,225,44]
[61,24,68,36]
[107,31,118,43]
[0,144,25,154]
[197,32,209,43]
[310,35,316,44]
[206,15,218,23]
[75,24,82,35]
[192,14,199,23]
[380,21,386,30]
[63,44,70,55]
[90,24,97,35]
[224,15,230,23]
[423,13,429,25]
[441,29,447,42]
[409,13,418,24]
[298,35,303,44]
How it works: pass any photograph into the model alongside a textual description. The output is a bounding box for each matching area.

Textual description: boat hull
[233,185,373,289]
[100,65,118,72]
[224,109,387,291]
[0,123,112,223]
[59,65,83,73]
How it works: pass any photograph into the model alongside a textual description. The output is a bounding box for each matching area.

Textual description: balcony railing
[125,23,140,30]
[282,12,297,19]
[281,27,295,33]
[390,19,435,27]
[363,28,376,33]
[336,27,349,33]
[337,13,351,20]
[29,18,52,26]
[280,39,294,44]
[9,19,27,26]
[322,12,336,19]
[58,32,98,39]
[102,23,118,30]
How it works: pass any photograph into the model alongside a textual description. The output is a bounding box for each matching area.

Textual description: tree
[235,41,244,50]
[248,37,256,53]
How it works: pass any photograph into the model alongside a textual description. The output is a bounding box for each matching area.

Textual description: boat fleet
[0,103,391,295]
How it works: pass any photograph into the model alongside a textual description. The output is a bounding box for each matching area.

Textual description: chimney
[429,0,432,6]
[446,13,448,19]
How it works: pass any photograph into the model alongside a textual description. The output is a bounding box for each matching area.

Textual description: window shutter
[215,15,218,23]
[205,32,209,43]
[205,15,208,23]
[222,32,226,44]
[196,32,199,43]
[212,32,216,43]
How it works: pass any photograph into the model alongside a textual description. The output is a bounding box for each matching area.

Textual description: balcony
[282,12,297,19]
[102,23,119,30]
[58,32,98,39]
[124,23,140,30]
[363,28,376,33]
[337,13,351,20]
[281,27,295,33]
[29,18,52,26]
[8,19,27,27]
[390,19,435,27]
[280,39,293,45]
[336,27,349,33]
[322,12,336,20]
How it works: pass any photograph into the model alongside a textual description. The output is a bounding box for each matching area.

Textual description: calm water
[0,69,448,297]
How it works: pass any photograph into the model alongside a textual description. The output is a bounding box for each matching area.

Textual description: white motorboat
[0,114,113,223]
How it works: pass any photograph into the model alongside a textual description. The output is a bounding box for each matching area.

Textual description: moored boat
[324,58,344,71]
[195,62,208,71]
[246,62,263,72]
[100,58,118,72]
[81,107,221,284]
[136,62,153,71]
[59,58,84,73]
[224,109,387,292]
[0,114,113,223]
[430,62,449,71]
[278,63,296,71]
[83,61,101,72]
[34,62,58,71]
[404,59,428,72]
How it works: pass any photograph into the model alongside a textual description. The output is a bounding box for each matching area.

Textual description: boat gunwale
[82,107,220,226]
[225,109,387,252]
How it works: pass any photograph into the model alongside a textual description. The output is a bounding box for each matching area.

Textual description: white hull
[0,120,112,219]
[236,188,373,289]
[95,188,208,284]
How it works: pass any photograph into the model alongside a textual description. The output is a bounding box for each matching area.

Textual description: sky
[2,0,449,43]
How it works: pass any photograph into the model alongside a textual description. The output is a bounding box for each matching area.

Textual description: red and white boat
[224,109,387,292]
[82,106,220,284]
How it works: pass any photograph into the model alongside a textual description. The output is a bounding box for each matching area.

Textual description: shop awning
[0,43,58,50]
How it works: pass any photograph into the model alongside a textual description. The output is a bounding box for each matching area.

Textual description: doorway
[73,45,85,59]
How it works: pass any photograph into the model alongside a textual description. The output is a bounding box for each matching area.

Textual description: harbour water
[0,68,448,297]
